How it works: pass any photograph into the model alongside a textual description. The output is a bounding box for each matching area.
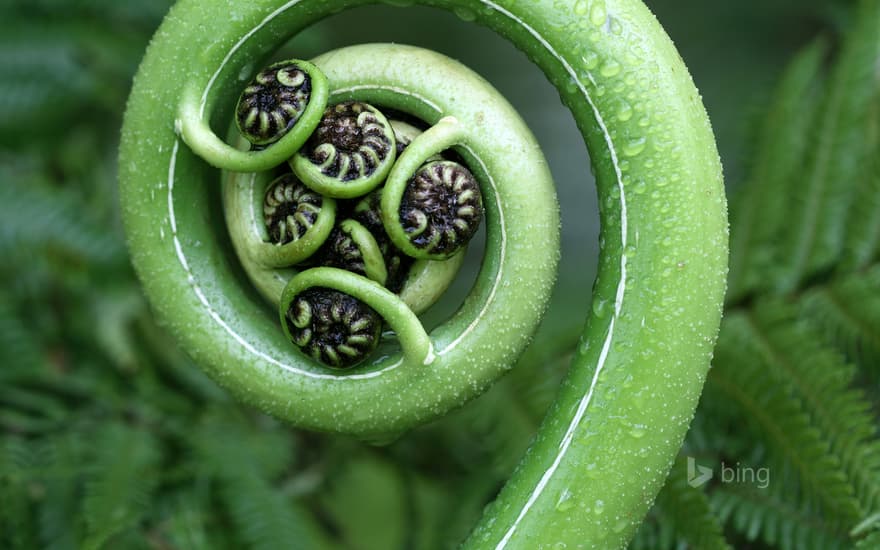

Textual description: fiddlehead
[177,57,329,172]
[236,60,316,146]
[292,101,398,198]
[282,286,382,368]
[119,1,727,548]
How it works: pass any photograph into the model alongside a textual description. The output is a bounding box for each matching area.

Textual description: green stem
[280,267,433,365]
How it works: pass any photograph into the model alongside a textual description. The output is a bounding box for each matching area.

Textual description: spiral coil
[119,1,727,547]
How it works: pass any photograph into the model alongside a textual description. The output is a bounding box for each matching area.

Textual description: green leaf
[776,0,880,291]
[727,38,826,301]
[81,424,160,549]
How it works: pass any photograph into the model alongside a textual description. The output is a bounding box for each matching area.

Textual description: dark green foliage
[676,0,880,546]
[1,0,879,548]
[631,455,731,550]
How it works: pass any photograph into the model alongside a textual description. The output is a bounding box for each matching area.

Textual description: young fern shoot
[119,1,726,547]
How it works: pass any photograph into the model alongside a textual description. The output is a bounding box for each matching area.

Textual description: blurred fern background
[1,0,879,548]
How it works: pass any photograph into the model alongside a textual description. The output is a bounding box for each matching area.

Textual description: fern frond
[38,433,87,550]
[190,411,326,550]
[727,38,826,301]
[0,177,126,267]
[856,530,880,549]
[81,423,160,550]
[644,454,732,550]
[0,289,45,384]
[743,302,880,517]
[712,482,850,550]
[318,453,409,550]
[799,264,880,380]
[709,314,862,525]
[0,23,94,141]
[840,2,880,270]
[776,0,880,291]
[158,491,213,550]
[0,437,39,549]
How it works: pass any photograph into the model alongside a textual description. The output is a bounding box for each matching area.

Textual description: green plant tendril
[119,0,727,546]
[381,118,483,259]
[221,143,467,315]
[316,218,389,285]
[223,167,337,274]
[283,285,383,369]
[235,59,315,146]
[178,58,329,172]
[280,267,434,366]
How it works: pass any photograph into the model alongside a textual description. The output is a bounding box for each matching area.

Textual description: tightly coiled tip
[283,287,382,369]
[292,101,397,198]
[236,60,313,146]
[397,160,483,258]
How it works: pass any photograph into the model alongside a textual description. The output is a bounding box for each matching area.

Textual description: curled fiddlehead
[176,56,329,172]
[282,285,383,368]
[314,219,388,285]
[292,101,398,198]
[236,60,316,146]
[119,1,727,548]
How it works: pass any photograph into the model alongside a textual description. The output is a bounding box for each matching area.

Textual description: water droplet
[590,2,607,26]
[617,101,633,121]
[581,50,600,71]
[609,18,623,35]
[594,499,605,515]
[623,137,646,157]
[573,0,589,15]
[600,60,621,77]
[556,488,575,512]
[592,299,608,318]
[630,424,646,438]
[453,7,476,21]
[612,519,629,533]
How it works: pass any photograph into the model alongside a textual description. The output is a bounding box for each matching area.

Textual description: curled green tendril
[262,173,329,247]
[315,218,388,286]
[280,267,434,367]
[224,169,337,275]
[291,101,397,198]
[120,0,727,546]
[352,188,414,292]
[177,58,328,172]
[380,117,476,260]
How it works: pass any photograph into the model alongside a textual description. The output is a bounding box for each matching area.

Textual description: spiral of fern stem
[292,101,397,198]
[313,218,388,286]
[121,1,727,546]
[236,60,313,146]
[352,189,414,293]
[176,58,328,172]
